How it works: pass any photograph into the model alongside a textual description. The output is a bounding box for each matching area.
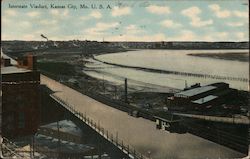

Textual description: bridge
[50,94,146,159]
[41,75,245,159]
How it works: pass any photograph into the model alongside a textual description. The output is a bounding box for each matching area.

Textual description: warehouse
[166,82,233,111]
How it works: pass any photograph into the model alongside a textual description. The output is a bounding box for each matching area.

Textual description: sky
[1,0,249,42]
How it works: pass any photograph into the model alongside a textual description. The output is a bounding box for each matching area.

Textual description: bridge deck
[41,75,244,159]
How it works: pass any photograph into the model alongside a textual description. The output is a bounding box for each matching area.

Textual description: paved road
[41,75,245,159]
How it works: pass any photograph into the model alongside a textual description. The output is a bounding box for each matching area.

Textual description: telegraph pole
[114,85,117,100]
[32,135,35,157]
[57,120,61,156]
[124,78,128,103]
[103,76,105,94]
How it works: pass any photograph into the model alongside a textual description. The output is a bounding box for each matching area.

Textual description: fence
[50,94,148,159]
[94,57,248,83]
[2,137,26,158]
[174,113,250,125]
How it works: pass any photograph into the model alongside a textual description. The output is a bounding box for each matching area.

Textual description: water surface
[84,49,249,91]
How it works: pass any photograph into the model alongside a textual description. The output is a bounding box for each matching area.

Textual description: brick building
[1,53,41,138]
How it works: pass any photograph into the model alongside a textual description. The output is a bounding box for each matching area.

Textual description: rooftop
[192,95,218,104]
[1,49,17,65]
[175,86,217,98]
[1,66,31,74]
[40,120,82,137]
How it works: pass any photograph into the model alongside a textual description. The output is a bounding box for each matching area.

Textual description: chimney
[27,54,37,70]
[17,54,37,70]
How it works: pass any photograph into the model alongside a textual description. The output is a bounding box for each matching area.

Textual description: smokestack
[124,78,128,103]
[41,34,49,41]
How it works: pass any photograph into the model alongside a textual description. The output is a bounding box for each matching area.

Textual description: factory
[1,52,41,138]
[166,82,237,112]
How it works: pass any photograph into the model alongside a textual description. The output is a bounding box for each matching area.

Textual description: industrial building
[166,82,237,111]
[1,52,41,138]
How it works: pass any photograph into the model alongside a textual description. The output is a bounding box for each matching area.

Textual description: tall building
[1,52,40,138]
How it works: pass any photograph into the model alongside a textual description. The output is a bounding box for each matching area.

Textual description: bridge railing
[50,94,148,159]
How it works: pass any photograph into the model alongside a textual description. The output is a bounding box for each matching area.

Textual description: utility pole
[116,131,118,145]
[32,135,35,157]
[114,85,117,100]
[124,78,128,104]
[30,137,32,158]
[57,120,60,156]
[103,76,105,94]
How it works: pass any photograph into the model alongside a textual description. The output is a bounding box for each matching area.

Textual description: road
[41,75,245,159]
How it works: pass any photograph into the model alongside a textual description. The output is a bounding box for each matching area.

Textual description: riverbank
[188,52,249,62]
[36,49,249,114]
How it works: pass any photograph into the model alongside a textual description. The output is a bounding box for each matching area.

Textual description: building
[1,52,40,138]
[155,115,186,133]
[166,82,236,111]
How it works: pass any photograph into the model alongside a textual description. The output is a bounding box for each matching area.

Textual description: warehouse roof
[192,95,218,104]
[175,86,217,98]
[1,49,18,65]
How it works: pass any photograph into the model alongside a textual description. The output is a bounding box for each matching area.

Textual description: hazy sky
[2,0,249,41]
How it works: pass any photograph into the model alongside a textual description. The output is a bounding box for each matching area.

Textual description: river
[83,49,249,91]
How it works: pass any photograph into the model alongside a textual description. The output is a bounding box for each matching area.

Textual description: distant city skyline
[2,0,249,42]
